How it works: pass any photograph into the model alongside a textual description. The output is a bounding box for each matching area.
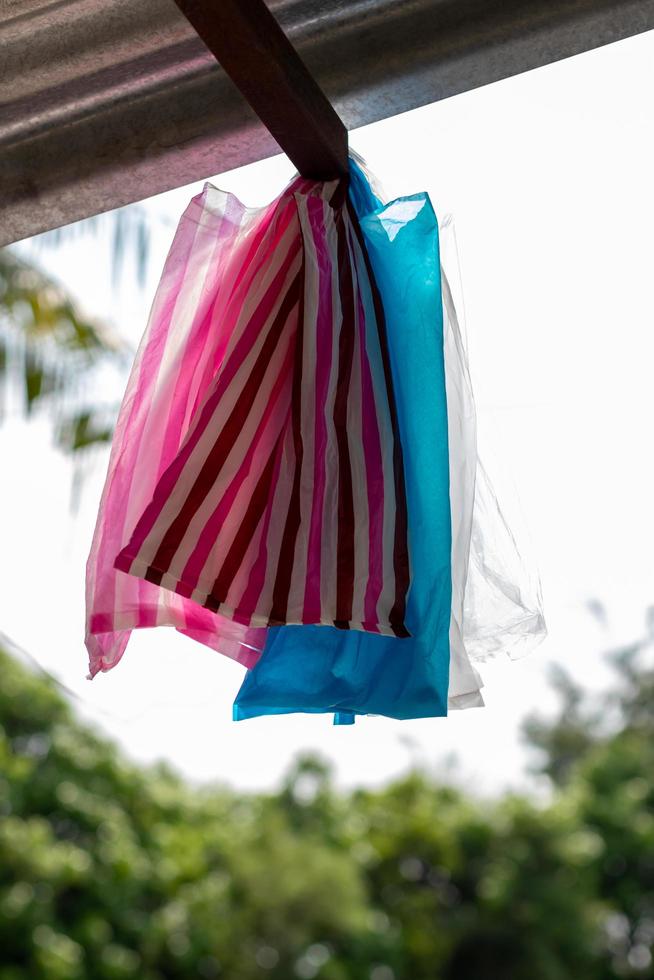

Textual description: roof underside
[2,0,654,246]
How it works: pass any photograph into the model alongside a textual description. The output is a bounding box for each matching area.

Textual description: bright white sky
[2,30,654,795]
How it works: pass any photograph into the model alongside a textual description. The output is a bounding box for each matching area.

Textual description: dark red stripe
[268,239,307,625]
[204,436,283,611]
[146,271,302,576]
[116,236,303,586]
[333,201,357,625]
[345,199,410,634]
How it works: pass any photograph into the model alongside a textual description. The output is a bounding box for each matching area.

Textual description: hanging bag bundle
[86,157,545,720]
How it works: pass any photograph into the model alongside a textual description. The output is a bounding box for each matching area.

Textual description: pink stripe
[217,180,305,327]
[123,227,301,560]
[178,331,297,591]
[90,612,114,633]
[182,198,298,440]
[352,227,386,626]
[224,198,290,309]
[160,192,245,474]
[185,196,295,426]
[136,603,158,628]
[135,573,158,628]
[90,195,206,636]
[302,197,334,621]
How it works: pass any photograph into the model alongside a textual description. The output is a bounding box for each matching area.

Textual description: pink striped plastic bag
[113,177,410,637]
[85,183,277,676]
[86,170,411,678]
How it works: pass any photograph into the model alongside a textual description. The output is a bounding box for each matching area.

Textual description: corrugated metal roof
[2,0,653,245]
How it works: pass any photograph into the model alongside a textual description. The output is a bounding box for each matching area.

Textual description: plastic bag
[114,179,411,637]
[439,215,546,671]
[85,184,276,676]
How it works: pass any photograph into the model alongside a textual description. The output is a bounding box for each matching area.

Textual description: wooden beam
[171,0,349,180]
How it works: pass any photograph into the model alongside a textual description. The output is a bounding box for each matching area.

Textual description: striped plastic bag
[114,179,410,637]
[86,169,413,679]
[85,184,277,676]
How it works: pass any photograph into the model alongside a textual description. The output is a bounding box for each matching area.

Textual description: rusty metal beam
[171,0,348,180]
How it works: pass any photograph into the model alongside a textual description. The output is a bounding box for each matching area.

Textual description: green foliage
[0,639,652,979]
[0,249,128,455]
[523,663,601,786]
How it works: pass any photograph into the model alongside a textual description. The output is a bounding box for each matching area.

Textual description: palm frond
[0,248,130,454]
[55,407,116,454]
[36,204,155,289]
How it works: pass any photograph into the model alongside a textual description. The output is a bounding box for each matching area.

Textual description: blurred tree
[0,631,652,980]
[523,663,601,786]
[36,205,153,292]
[0,249,129,457]
[524,615,654,979]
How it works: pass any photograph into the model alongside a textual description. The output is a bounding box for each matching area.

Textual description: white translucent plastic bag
[441,214,546,708]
